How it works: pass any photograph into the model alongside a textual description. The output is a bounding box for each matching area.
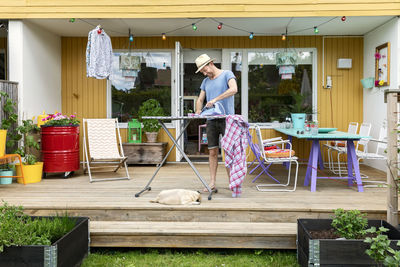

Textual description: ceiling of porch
[27,16,395,37]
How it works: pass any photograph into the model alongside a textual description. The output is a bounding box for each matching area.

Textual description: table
[135,115,225,200]
[274,128,370,192]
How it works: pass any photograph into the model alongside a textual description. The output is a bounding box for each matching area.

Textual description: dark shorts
[206,119,226,149]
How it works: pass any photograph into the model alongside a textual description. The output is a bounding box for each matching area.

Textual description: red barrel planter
[41,126,80,175]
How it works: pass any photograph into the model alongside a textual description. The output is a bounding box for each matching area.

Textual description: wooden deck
[0,163,391,249]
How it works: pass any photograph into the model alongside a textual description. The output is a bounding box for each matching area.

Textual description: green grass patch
[81,248,299,267]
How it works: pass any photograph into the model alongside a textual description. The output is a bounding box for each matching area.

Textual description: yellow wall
[62,35,364,162]
[0,1,398,18]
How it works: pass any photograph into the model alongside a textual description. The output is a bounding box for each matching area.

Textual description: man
[194,54,238,192]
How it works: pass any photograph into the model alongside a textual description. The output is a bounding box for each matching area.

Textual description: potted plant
[0,91,20,156]
[14,119,43,184]
[40,112,80,178]
[297,209,400,266]
[281,91,312,129]
[0,202,89,266]
[138,99,165,143]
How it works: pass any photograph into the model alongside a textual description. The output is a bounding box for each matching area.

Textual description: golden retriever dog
[150,189,201,205]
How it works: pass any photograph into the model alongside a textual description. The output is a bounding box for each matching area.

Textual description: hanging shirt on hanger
[86,25,113,79]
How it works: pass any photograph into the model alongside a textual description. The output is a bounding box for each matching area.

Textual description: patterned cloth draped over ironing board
[221,115,249,197]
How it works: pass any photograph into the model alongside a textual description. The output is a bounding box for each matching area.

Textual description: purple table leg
[304,145,314,186]
[346,143,354,186]
[347,140,364,192]
[318,144,324,170]
[283,136,292,170]
[310,140,320,192]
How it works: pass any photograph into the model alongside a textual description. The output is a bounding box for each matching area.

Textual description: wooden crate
[122,142,167,165]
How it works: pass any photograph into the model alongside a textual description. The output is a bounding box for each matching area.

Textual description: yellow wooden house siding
[62,35,363,162]
[0,1,398,18]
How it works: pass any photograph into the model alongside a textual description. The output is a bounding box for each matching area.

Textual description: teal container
[291,113,306,129]
[361,77,374,89]
[0,170,13,184]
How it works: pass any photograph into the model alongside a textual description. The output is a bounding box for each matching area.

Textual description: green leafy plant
[331,208,368,239]
[0,202,77,252]
[280,91,312,117]
[15,119,40,165]
[0,91,21,150]
[42,112,80,127]
[138,99,165,132]
[364,226,400,267]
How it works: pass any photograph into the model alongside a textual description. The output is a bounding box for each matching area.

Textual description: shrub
[331,208,368,239]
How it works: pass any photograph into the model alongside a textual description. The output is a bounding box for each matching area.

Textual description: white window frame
[107,49,174,128]
[222,48,318,129]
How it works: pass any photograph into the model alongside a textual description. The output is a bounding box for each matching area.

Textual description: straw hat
[195,54,216,73]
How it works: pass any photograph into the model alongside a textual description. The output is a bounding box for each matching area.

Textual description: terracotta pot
[145,132,158,143]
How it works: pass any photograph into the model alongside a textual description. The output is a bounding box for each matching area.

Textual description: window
[246,50,314,123]
[109,51,172,122]
[230,52,242,114]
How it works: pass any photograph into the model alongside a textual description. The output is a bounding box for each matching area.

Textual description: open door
[175,41,184,161]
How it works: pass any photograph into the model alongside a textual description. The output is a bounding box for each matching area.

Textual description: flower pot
[16,162,43,184]
[0,216,89,267]
[297,218,400,266]
[41,126,80,174]
[0,169,13,184]
[145,132,159,143]
[361,77,374,89]
[0,129,7,157]
[291,113,306,129]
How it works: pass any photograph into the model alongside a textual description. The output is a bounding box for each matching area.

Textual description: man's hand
[205,99,216,108]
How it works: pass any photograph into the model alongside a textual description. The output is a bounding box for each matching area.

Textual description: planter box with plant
[138,99,165,143]
[281,91,313,129]
[297,209,400,266]
[40,112,80,178]
[0,202,89,267]
[14,119,43,184]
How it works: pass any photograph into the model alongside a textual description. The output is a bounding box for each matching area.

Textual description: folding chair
[82,118,130,182]
[335,122,372,176]
[254,124,299,192]
[247,130,282,184]
[323,121,358,173]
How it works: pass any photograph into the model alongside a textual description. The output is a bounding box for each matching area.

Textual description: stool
[198,124,207,152]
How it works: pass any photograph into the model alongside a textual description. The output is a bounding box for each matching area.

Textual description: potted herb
[40,113,80,178]
[14,119,43,184]
[297,209,400,266]
[281,91,312,129]
[138,99,165,143]
[0,202,89,266]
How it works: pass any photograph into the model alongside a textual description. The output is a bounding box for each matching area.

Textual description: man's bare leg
[204,147,219,192]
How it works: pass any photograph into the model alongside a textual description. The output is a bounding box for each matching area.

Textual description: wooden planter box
[0,216,89,267]
[297,218,400,266]
[122,142,167,165]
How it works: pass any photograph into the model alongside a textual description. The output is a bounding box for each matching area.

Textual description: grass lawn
[81,248,299,267]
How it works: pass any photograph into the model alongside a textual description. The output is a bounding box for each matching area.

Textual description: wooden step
[90,221,297,249]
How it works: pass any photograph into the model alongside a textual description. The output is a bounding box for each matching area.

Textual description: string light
[341,16,346,22]
[313,26,319,34]
[162,33,166,40]
[281,33,286,41]
[249,32,254,40]
[192,23,197,31]
[217,23,223,30]
[69,18,75,23]
[129,34,134,42]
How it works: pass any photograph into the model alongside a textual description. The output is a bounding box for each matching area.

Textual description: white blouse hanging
[86,25,113,79]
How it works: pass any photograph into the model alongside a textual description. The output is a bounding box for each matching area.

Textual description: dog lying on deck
[150,189,201,205]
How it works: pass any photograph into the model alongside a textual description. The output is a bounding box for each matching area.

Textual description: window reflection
[111,52,172,122]
[247,51,313,123]
[231,52,242,114]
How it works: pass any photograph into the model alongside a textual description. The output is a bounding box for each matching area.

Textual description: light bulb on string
[341,16,346,22]
[69,18,75,23]
[129,34,134,42]
[249,32,254,40]
[162,33,166,40]
[217,23,223,30]
[281,34,286,41]
[192,23,197,31]
[313,26,319,34]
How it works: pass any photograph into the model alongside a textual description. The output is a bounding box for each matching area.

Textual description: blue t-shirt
[200,70,236,115]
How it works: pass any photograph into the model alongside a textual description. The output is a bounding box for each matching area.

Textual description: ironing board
[135,115,225,200]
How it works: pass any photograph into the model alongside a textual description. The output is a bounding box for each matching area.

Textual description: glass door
[174,41,184,161]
